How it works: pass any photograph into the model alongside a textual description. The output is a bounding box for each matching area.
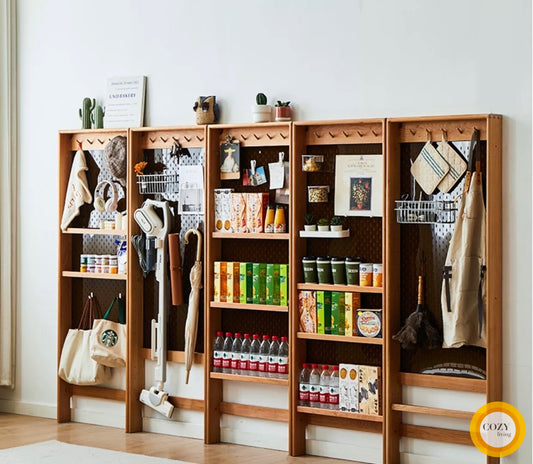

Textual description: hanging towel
[60,149,92,230]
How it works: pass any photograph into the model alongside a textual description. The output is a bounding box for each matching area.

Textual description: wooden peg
[196,135,204,141]
[357,130,364,137]
[149,137,156,143]
[253,133,261,140]
[371,129,378,137]
[342,130,349,137]
[184,135,192,142]
[266,133,273,139]
[279,132,287,139]
[172,136,179,142]
[457,127,464,134]
[409,129,416,136]
[328,131,335,138]
[160,136,168,143]
[314,131,321,138]
[241,134,248,140]
[97,138,104,145]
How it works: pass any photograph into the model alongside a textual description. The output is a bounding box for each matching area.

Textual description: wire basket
[395,200,457,224]
[136,173,179,195]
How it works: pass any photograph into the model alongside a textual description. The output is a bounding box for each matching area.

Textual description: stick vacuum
[134,199,174,418]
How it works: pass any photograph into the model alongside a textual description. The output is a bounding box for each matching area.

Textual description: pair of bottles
[299,363,339,409]
[213,332,289,379]
[265,205,287,233]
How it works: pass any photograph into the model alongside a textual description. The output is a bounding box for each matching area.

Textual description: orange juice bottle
[274,205,286,233]
[265,205,275,233]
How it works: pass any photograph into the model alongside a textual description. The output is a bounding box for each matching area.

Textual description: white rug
[0,440,194,464]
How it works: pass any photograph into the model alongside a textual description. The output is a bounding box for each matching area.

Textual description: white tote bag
[58,296,112,385]
[90,296,127,368]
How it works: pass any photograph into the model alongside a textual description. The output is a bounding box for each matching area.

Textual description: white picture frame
[104,76,146,128]
[334,154,383,217]
[178,165,205,215]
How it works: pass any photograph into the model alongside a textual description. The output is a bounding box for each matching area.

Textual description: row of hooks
[407,126,478,137]
[231,132,288,141]
[76,137,112,146]
[148,135,204,144]
[313,128,381,138]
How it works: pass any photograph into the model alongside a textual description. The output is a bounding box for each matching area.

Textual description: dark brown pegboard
[305,339,382,367]
[220,309,289,341]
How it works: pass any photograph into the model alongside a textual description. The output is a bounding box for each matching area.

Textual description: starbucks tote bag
[90,296,127,368]
[58,296,112,385]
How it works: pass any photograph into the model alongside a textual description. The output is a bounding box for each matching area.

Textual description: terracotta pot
[275,106,291,121]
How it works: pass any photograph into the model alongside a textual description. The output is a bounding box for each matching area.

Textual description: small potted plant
[304,213,316,231]
[275,100,291,121]
[317,218,330,232]
[252,92,272,123]
[330,216,343,232]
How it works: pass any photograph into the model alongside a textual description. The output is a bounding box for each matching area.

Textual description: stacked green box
[266,263,280,305]
[316,290,332,334]
[331,291,346,335]
[279,264,289,306]
[239,262,253,304]
[252,263,267,304]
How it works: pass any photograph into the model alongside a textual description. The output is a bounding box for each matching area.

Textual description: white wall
[1,0,530,463]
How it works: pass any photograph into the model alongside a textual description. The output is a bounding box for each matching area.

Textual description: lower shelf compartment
[297,405,383,422]
[210,371,289,386]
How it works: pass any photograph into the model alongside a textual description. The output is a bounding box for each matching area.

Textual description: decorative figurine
[91,105,105,129]
[79,97,95,129]
[193,96,218,125]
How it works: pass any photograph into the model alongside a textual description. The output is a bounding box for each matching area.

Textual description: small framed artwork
[334,154,383,217]
[220,140,240,180]
[178,165,205,215]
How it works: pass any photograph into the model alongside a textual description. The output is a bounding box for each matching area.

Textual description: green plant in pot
[275,100,291,121]
[317,217,330,232]
[330,216,343,231]
[252,92,272,123]
[304,213,316,231]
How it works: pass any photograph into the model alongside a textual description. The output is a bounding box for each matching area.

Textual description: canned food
[359,263,373,286]
[372,263,383,287]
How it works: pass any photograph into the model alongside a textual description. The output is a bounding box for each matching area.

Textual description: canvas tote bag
[90,296,126,368]
[58,296,112,385]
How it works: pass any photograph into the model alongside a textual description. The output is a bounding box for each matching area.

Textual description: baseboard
[142,416,203,439]
[0,399,56,419]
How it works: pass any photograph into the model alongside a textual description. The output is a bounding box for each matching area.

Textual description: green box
[316,291,332,334]
[331,291,346,335]
[253,263,267,304]
[266,263,280,305]
[240,262,253,304]
[279,264,289,306]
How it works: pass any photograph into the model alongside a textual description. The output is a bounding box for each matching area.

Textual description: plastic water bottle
[277,336,289,380]
[222,332,233,374]
[212,331,224,373]
[231,332,242,374]
[298,363,311,406]
[319,364,331,408]
[268,335,280,378]
[239,333,251,375]
[258,335,270,377]
[329,365,340,410]
[309,364,321,408]
[249,334,261,375]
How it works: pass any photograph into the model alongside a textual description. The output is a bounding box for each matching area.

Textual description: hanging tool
[135,199,174,418]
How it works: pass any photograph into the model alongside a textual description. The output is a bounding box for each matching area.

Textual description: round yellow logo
[470,402,525,457]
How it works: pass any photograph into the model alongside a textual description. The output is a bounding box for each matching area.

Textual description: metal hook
[342,130,349,137]
[118,293,122,299]
[253,133,261,140]
[241,134,248,140]
[89,292,94,299]
[184,135,191,142]
[279,132,287,139]
[328,131,335,138]
[160,136,168,143]
[266,133,273,140]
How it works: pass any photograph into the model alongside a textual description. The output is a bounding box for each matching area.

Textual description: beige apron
[441,170,486,348]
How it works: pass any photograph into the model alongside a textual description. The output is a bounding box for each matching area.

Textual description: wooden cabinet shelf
[296,332,383,345]
[210,301,288,313]
[212,232,290,240]
[61,271,127,280]
[296,283,383,294]
[210,372,289,386]
[63,227,127,236]
[297,406,383,423]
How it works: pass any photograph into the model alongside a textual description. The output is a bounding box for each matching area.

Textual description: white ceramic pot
[304,224,317,231]
[252,104,272,123]
[317,225,330,232]
[330,225,343,232]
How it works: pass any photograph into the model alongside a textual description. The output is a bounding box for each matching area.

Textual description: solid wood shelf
[210,372,289,386]
[61,271,127,280]
[70,385,126,402]
[296,332,383,345]
[142,348,205,365]
[297,283,383,294]
[63,227,127,236]
[391,403,474,420]
[297,406,383,423]
[210,301,288,312]
[212,232,290,240]
[399,372,486,393]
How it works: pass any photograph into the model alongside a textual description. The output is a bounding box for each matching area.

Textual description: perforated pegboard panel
[305,339,382,367]
[221,310,289,340]
[398,140,487,374]
[138,147,206,352]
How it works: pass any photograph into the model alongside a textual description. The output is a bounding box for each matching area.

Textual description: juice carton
[358,365,381,415]
[279,264,289,306]
[298,290,316,333]
[252,263,267,304]
[245,193,270,233]
[316,291,332,334]
[226,262,240,303]
[344,292,362,336]
[230,192,247,233]
[331,291,345,335]
[339,363,358,412]
[266,263,280,305]
[239,262,253,304]
[214,188,234,232]
[214,261,227,302]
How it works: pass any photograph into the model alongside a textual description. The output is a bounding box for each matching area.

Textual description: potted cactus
[304,213,316,231]
[275,101,291,121]
[252,92,272,123]
[317,218,330,232]
[330,216,343,231]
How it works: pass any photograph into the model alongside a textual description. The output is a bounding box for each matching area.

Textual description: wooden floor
[0,413,357,463]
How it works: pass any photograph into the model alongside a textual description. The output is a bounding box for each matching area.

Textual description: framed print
[334,154,383,217]
[220,141,240,180]
[178,165,204,215]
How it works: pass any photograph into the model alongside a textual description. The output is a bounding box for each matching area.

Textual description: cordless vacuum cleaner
[134,199,174,418]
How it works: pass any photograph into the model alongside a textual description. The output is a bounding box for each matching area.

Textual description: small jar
[316,257,332,284]
[80,254,88,273]
[331,257,346,285]
[109,255,118,274]
[302,256,317,284]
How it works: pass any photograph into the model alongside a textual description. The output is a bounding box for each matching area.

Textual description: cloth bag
[441,169,486,348]
[90,296,127,368]
[58,296,112,385]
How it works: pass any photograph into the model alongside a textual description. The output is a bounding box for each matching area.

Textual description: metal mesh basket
[395,200,457,224]
[136,173,179,195]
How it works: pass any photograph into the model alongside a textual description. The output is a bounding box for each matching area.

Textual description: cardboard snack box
[239,262,253,304]
[316,291,332,334]
[279,264,289,306]
[214,188,234,233]
[344,292,362,336]
[339,363,359,412]
[266,263,281,305]
[214,261,227,302]
[331,291,346,335]
[245,192,269,233]
[230,192,247,233]
[252,262,267,304]
[226,262,240,303]
[298,290,316,333]
[358,365,381,415]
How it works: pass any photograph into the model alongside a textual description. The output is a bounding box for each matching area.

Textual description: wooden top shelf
[210,301,288,313]
[62,271,127,281]
[63,227,127,236]
[297,406,383,423]
[212,232,290,240]
[296,332,383,345]
[297,283,383,294]
[210,372,288,386]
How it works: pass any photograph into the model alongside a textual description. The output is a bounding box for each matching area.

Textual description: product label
[239,352,250,371]
[309,385,320,403]
[231,352,239,370]
[299,383,309,402]
[329,387,339,405]
[277,357,288,374]
[213,351,222,368]
[222,351,231,369]
[319,385,329,404]
[268,358,278,373]
[249,354,259,371]
[258,354,268,372]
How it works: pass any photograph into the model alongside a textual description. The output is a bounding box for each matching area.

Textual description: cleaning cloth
[60,149,92,230]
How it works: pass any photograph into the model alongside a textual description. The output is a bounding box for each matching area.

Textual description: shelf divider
[210,372,289,386]
[297,283,383,294]
[210,301,288,313]
[297,406,383,422]
[61,271,127,281]
[296,332,383,345]
[212,232,290,240]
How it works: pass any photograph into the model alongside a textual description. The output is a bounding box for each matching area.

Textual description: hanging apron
[441,136,486,348]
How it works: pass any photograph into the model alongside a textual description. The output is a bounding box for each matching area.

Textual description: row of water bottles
[299,363,339,409]
[213,331,289,379]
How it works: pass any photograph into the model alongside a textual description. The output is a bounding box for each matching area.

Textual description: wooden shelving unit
[210,301,289,313]
[210,372,289,386]
[296,332,383,345]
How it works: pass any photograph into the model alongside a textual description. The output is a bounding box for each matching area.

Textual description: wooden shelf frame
[210,301,289,313]
[296,332,383,345]
[296,283,383,294]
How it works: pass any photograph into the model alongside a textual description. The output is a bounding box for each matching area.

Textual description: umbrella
[184,228,203,384]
